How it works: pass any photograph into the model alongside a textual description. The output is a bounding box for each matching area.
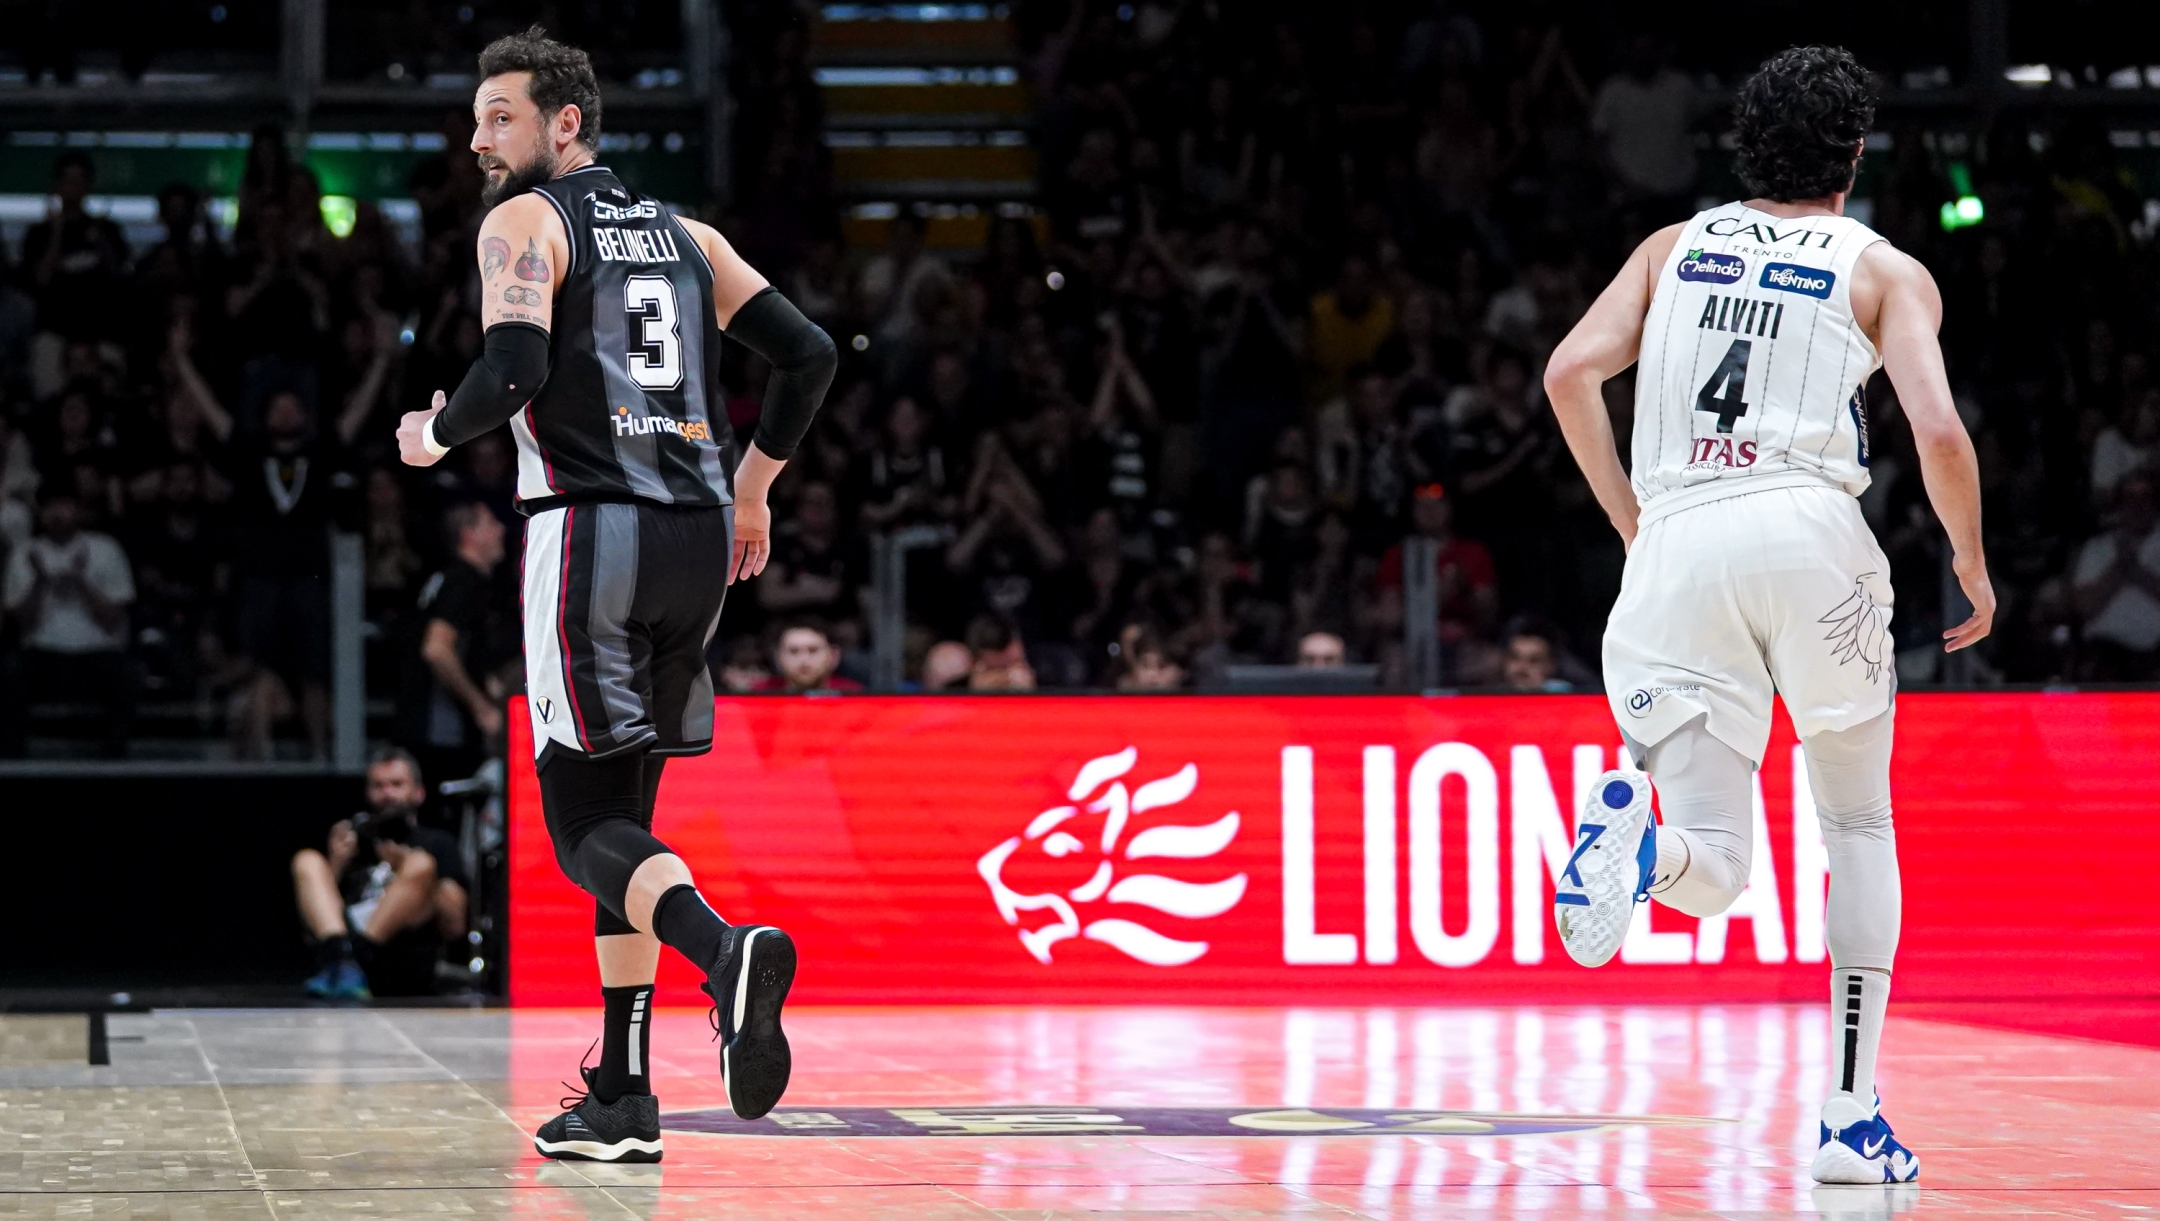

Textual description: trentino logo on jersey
[1676,249,1746,284]
[613,406,714,443]
[592,197,661,221]
[1760,263,1835,298]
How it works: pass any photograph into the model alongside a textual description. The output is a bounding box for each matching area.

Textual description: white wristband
[421,416,451,458]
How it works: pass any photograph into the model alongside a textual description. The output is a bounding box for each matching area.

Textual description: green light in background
[1939,160,1983,231]
[321,194,357,238]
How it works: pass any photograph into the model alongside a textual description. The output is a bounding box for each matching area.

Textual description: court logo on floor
[661,1105,1711,1137]
[976,746,1246,966]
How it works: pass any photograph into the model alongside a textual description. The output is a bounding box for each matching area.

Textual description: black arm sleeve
[724,286,837,462]
[434,321,552,449]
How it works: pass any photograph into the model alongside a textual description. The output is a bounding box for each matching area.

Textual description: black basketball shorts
[522,501,733,764]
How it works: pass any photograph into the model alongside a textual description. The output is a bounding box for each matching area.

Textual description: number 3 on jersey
[1696,338,1751,434]
[625,274,683,390]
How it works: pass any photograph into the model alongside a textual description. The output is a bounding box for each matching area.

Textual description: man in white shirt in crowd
[1591,35,1703,225]
[2073,471,2160,679]
[2,488,136,757]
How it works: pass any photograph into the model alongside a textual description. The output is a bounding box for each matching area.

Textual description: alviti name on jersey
[613,406,713,442]
[1697,293,1784,338]
[595,225,683,265]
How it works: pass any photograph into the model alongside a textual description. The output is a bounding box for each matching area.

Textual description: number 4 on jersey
[1695,338,1752,434]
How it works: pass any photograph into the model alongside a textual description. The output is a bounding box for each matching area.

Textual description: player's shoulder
[1854,236,1936,293]
[480,192,563,237]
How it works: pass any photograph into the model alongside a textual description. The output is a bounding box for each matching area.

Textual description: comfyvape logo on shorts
[1760,262,1835,298]
[1676,249,1746,284]
[977,747,1246,966]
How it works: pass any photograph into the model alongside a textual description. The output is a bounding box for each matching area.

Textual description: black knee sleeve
[590,756,668,937]
[540,750,674,924]
[595,901,641,937]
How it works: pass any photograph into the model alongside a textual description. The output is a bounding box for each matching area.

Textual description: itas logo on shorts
[1676,249,1746,285]
[613,407,715,444]
[1760,262,1835,298]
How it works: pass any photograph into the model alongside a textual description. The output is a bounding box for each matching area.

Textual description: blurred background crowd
[4,0,2160,763]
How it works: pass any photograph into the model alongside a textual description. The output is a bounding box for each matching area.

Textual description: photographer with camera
[290,748,469,999]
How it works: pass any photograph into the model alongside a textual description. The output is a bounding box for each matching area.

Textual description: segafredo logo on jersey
[977,747,1246,966]
[1676,249,1746,284]
[591,197,661,221]
[1760,263,1835,298]
[613,406,714,443]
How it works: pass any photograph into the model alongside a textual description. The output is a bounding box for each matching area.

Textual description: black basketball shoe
[701,924,797,1120]
[533,1065,663,1163]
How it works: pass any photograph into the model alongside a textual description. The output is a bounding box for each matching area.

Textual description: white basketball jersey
[1631,202,1887,524]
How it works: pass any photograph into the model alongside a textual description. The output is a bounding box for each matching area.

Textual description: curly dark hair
[1731,45,1875,202]
[477,26,602,150]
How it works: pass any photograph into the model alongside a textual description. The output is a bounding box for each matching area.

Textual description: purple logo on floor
[660,1104,1712,1137]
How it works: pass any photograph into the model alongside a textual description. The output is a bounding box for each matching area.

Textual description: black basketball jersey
[512,165,733,513]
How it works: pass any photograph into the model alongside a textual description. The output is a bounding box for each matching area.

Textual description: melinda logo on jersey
[1760,263,1835,298]
[612,406,712,443]
[1675,249,1746,284]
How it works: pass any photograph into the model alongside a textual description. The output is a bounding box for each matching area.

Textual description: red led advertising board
[509,693,2160,1006]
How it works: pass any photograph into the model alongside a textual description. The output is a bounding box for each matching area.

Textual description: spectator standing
[397,503,515,799]
[173,336,374,757]
[1376,484,1499,646]
[2072,473,2160,679]
[1590,36,1702,224]
[22,152,131,354]
[1,489,136,757]
[1306,253,1394,405]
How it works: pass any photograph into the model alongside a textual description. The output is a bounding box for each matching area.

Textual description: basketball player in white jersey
[1542,46,1993,1184]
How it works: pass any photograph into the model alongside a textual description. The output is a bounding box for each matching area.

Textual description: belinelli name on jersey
[594,225,683,265]
[1630,201,1886,521]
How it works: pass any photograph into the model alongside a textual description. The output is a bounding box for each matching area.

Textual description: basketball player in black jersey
[395,28,837,1162]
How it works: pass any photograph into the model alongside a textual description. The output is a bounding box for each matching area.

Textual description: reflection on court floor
[1,1004,2153,1217]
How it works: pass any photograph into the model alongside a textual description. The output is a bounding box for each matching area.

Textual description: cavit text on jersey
[594,225,683,265]
[613,406,714,443]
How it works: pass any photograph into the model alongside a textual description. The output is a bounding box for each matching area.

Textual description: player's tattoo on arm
[515,238,551,283]
[481,237,511,278]
[503,285,542,306]
[498,311,548,326]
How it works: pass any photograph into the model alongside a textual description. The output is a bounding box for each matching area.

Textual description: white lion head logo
[977,747,1246,966]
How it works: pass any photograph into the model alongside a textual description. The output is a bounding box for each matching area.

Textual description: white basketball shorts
[1603,482,1895,766]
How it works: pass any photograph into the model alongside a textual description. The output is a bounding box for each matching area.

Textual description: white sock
[1652,822,1693,889]
[1828,967,1891,1119]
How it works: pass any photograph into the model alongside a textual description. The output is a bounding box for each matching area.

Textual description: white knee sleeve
[1805,709,1901,973]
[1643,718,1756,918]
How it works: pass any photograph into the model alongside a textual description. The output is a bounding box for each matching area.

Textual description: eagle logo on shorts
[976,747,1246,967]
[1819,574,1890,684]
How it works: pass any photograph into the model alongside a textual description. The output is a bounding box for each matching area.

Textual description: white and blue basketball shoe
[1554,771,1657,967]
[1812,1092,1920,1184]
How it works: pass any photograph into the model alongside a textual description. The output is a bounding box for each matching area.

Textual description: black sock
[594,984,653,1103]
[651,884,731,973]
[315,934,355,971]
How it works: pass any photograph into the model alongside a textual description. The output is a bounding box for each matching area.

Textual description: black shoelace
[556,1040,601,1111]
